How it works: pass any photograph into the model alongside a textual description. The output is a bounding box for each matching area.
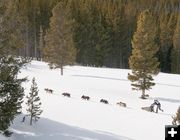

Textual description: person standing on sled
[153,100,163,113]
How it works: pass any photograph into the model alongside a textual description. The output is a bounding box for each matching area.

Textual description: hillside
[1,61,180,140]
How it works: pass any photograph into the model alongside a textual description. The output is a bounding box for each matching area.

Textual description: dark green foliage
[71,0,133,68]
[128,10,160,98]
[0,56,25,136]
[68,0,180,72]
[0,0,27,57]
[171,14,180,74]
[26,77,42,125]
[159,13,177,73]
[1,0,180,74]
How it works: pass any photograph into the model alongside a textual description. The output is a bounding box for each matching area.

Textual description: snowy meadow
[1,61,180,140]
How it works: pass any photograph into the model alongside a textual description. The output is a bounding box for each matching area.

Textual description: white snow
[1,60,180,140]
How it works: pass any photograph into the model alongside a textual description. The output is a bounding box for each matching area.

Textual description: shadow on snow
[149,97,180,103]
[10,115,133,140]
[72,75,128,82]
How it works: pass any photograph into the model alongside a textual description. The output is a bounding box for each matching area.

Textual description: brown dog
[116,102,127,107]
[44,88,53,94]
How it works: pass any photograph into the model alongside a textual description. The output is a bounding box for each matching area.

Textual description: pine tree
[172,106,180,125]
[38,25,44,61]
[128,10,160,99]
[159,13,177,73]
[0,56,25,136]
[171,14,180,74]
[0,0,26,56]
[26,77,42,125]
[44,1,76,75]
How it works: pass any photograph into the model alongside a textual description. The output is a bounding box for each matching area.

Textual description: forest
[1,0,180,74]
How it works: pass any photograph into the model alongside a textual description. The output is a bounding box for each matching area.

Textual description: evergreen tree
[2,0,180,74]
[0,0,26,56]
[0,56,25,136]
[171,14,180,74]
[44,1,76,75]
[172,106,180,125]
[159,13,177,73]
[26,77,42,125]
[128,10,160,99]
[38,25,44,60]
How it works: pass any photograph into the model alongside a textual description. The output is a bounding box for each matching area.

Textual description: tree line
[1,0,180,74]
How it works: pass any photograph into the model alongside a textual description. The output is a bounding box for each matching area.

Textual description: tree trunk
[141,72,147,99]
[39,26,43,60]
[25,20,29,58]
[30,104,33,125]
[61,66,63,76]
[141,89,145,99]
[30,114,33,125]
[60,56,63,76]
[33,8,37,60]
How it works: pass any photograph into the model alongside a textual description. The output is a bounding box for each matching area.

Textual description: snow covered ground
[1,61,180,140]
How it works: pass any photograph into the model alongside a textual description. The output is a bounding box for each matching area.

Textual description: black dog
[62,92,71,97]
[81,95,90,100]
[100,99,109,104]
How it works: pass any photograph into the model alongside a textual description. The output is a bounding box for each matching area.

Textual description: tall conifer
[44,1,76,75]
[0,56,25,136]
[128,10,159,99]
[172,106,180,125]
[26,77,42,125]
[171,14,180,74]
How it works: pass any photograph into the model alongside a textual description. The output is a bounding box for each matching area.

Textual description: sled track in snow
[72,74,180,87]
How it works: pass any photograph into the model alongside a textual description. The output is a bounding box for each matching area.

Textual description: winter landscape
[1,0,180,140]
[0,60,179,140]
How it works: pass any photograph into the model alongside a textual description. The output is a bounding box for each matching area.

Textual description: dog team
[44,88,127,107]
[44,88,163,112]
